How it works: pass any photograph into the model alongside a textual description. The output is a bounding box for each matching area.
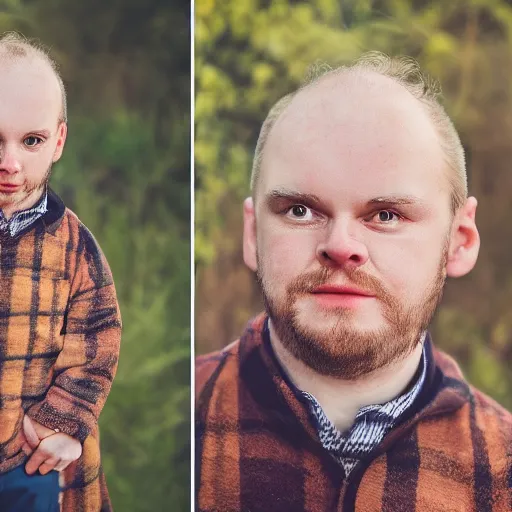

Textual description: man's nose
[0,146,22,174]
[316,219,369,270]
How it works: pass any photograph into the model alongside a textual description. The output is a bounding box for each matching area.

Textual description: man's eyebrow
[28,129,51,137]
[265,188,321,205]
[367,195,425,207]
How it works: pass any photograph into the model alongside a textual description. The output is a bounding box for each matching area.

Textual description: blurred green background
[195,0,512,412]
[1,0,190,510]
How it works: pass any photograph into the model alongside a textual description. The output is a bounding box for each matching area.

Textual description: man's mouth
[310,284,375,308]
[312,284,374,296]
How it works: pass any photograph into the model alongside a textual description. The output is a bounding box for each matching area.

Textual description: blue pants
[0,465,59,512]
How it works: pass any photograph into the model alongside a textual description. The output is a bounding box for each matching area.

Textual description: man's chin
[279,324,417,379]
[292,323,382,350]
[294,300,384,332]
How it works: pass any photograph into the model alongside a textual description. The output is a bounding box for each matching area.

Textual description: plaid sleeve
[26,225,122,443]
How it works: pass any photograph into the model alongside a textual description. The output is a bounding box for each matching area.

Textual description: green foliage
[196,0,512,412]
[2,0,190,510]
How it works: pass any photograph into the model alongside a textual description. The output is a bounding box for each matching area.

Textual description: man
[0,33,121,511]
[196,53,512,511]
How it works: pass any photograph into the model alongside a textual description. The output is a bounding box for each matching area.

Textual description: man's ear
[52,122,68,163]
[446,197,480,278]
[243,197,258,272]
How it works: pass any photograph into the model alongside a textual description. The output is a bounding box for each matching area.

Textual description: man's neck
[1,188,45,221]
[268,320,424,433]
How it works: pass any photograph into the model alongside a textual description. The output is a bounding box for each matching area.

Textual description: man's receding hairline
[251,53,468,215]
[269,66,432,146]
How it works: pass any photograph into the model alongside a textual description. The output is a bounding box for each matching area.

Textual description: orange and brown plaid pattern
[0,190,121,512]
[196,314,512,512]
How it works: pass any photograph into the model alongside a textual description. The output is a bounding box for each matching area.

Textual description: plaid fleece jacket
[196,314,512,512]
[0,189,121,512]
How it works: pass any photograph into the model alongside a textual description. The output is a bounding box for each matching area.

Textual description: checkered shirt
[0,192,48,237]
[301,341,427,477]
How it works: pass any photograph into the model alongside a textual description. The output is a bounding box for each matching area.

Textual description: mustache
[287,266,391,300]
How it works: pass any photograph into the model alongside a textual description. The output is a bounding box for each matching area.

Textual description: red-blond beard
[257,243,448,379]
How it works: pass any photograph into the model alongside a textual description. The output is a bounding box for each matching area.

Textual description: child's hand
[22,415,82,474]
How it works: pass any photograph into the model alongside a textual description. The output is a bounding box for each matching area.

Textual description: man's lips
[311,285,375,297]
[309,284,376,308]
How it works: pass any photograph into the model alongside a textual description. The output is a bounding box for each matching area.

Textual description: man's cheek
[263,234,311,275]
[382,263,434,305]
[372,240,431,285]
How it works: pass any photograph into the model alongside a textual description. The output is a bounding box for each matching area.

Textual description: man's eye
[285,204,314,221]
[373,210,401,223]
[23,136,43,147]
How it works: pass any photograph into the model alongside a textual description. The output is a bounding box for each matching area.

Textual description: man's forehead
[259,144,448,204]
[258,69,447,200]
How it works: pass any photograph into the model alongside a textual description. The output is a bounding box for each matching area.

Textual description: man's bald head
[0,32,67,124]
[251,53,467,214]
